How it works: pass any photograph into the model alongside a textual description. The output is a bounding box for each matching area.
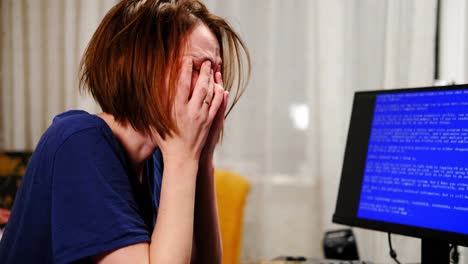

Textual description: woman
[0,0,250,263]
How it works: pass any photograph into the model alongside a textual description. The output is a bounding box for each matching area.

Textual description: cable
[434,0,441,80]
[450,244,459,264]
[387,233,402,264]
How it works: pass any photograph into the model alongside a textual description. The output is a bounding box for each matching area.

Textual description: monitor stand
[421,239,450,264]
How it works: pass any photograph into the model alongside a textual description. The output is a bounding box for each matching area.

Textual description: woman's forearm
[150,159,199,264]
[192,159,222,264]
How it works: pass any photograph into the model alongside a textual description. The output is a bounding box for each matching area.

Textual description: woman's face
[184,23,222,97]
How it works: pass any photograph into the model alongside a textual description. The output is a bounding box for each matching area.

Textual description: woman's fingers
[209,71,226,123]
[208,85,224,121]
[215,71,223,86]
[205,70,215,106]
[176,57,193,105]
[201,71,214,112]
[190,60,211,107]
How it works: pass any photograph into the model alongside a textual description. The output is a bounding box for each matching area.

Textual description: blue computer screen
[357,89,468,234]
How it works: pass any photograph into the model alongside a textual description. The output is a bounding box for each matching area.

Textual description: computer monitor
[333,84,468,264]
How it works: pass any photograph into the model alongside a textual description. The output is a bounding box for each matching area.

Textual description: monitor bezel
[333,83,468,247]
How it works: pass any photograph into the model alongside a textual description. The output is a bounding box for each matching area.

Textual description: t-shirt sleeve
[51,128,150,263]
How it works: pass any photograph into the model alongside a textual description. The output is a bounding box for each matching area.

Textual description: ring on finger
[203,99,211,106]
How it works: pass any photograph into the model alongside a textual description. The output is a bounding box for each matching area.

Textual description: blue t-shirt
[0,110,163,263]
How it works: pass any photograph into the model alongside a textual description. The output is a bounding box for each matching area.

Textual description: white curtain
[3,0,466,263]
[439,0,468,84]
[0,0,116,151]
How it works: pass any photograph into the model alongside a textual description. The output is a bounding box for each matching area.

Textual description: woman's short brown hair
[79,0,250,137]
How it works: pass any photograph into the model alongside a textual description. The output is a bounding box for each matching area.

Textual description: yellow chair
[215,169,250,264]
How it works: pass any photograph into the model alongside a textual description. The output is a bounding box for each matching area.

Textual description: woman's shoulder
[51,110,103,136]
[36,110,115,154]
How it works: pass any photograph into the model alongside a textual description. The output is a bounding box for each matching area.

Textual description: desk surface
[242,262,301,264]
[242,260,377,264]
[241,260,306,264]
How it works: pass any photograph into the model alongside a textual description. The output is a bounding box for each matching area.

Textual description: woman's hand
[200,71,229,164]
[154,59,225,164]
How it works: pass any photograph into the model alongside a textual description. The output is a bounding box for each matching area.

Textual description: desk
[243,261,337,264]
[243,260,378,264]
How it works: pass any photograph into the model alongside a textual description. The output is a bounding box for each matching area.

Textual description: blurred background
[1,0,468,263]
